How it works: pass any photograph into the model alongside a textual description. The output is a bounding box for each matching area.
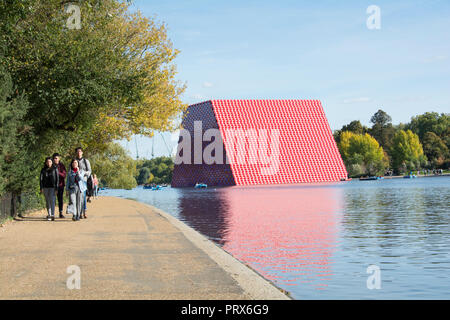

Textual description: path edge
[140,201,292,300]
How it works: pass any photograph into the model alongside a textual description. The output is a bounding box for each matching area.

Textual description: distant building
[172,100,347,187]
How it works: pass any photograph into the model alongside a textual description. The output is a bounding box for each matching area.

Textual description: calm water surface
[101,177,450,299]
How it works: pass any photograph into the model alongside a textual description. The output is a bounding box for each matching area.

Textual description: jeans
[67,186,82,219]
[43,188,56,217]
[83,190,87,212]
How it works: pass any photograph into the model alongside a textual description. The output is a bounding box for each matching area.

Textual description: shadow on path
[14,216,73,223]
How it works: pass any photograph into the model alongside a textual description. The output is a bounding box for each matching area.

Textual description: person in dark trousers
[75,147,91,219]
[87,174,94,203]
[40,157,59,221]
[52,153,67,218]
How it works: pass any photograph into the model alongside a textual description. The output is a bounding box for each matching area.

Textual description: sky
[121,0,450,159]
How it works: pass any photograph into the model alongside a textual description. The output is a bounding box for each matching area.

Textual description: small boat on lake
[403,175,417,179]
[143,184,163,190]
[359,176,383,181]
[194,183,208,189]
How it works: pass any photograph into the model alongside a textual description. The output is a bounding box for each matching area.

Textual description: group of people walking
[39,147,99,221]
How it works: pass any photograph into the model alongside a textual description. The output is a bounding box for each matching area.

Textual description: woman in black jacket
[40,157,59,221]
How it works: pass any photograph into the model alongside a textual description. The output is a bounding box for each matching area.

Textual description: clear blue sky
[122,0,450,159]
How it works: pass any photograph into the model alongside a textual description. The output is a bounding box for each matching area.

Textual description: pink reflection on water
[219,184,343,289]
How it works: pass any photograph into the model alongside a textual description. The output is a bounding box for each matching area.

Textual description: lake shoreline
[357,173,450,180]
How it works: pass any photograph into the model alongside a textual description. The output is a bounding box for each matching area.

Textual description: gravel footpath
[0,196,289,300]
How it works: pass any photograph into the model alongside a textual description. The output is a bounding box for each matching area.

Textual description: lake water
[101,176,450,299]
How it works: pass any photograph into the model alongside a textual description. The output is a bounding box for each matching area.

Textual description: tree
[422,132,448,167]
[333,120,368,144]
[342,120,366,135]
[137,167,151,185]
[406,112,449,168]
[0,63,36,196]
[370,109,392,126]
[338,131,387,177]
[3,1,186,151]
[0,1,39,197]
[406,112,449,140]
[1,0,185,194]
[90,143,137,189]
[369,109,395,151]
[390,130,427,173]
[136,156,174,184]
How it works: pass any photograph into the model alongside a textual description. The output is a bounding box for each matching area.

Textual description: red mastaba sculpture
[171,100,347,187]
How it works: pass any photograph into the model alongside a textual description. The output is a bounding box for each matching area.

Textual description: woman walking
[93,174,99,199]
[66,159,86,221]
[40,157,59,221]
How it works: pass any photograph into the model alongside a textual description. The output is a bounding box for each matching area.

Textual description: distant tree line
[135,157,174,185]
[334,110,449,177]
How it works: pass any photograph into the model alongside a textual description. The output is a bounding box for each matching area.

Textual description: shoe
[83,214,87,219]
[47,216,51,221]
[59,213,65,219]
[72,217,76,221]
[51,216,55,221]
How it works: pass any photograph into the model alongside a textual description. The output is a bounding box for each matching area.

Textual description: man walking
[75,147,91,219]
[52,153,67,218]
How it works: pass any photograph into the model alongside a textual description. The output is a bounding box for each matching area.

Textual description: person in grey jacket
[40,157,59,221]
[75,147,91,219]
[66,159,86,221]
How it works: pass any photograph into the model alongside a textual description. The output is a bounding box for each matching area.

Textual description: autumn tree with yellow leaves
[3,0,185,152]
[338,131,388,177]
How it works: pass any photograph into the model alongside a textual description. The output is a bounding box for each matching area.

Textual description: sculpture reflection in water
[177,184,344,291]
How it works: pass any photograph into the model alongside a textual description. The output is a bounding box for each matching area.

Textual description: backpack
[83,158,94,195]
[87,175,94,194]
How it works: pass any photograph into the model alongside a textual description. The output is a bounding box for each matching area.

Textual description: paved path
[0,197,289,300]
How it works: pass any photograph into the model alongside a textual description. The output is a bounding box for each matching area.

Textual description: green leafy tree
[6,0,185,145]
[1,0,185,195]
[343,120,366,135]
[370,109,392,126]
[137,167,151,185]
[406,112,449,140]
[334,120,368,144]
[0,1,37,197]
[90,143,137,189]
[390,130,427,173]
[136,156,173,184]
[422,132,448,167]
[0,63,36,196]
[338,131,387,177]
[406,112,449,168]
[369,109,396,151]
